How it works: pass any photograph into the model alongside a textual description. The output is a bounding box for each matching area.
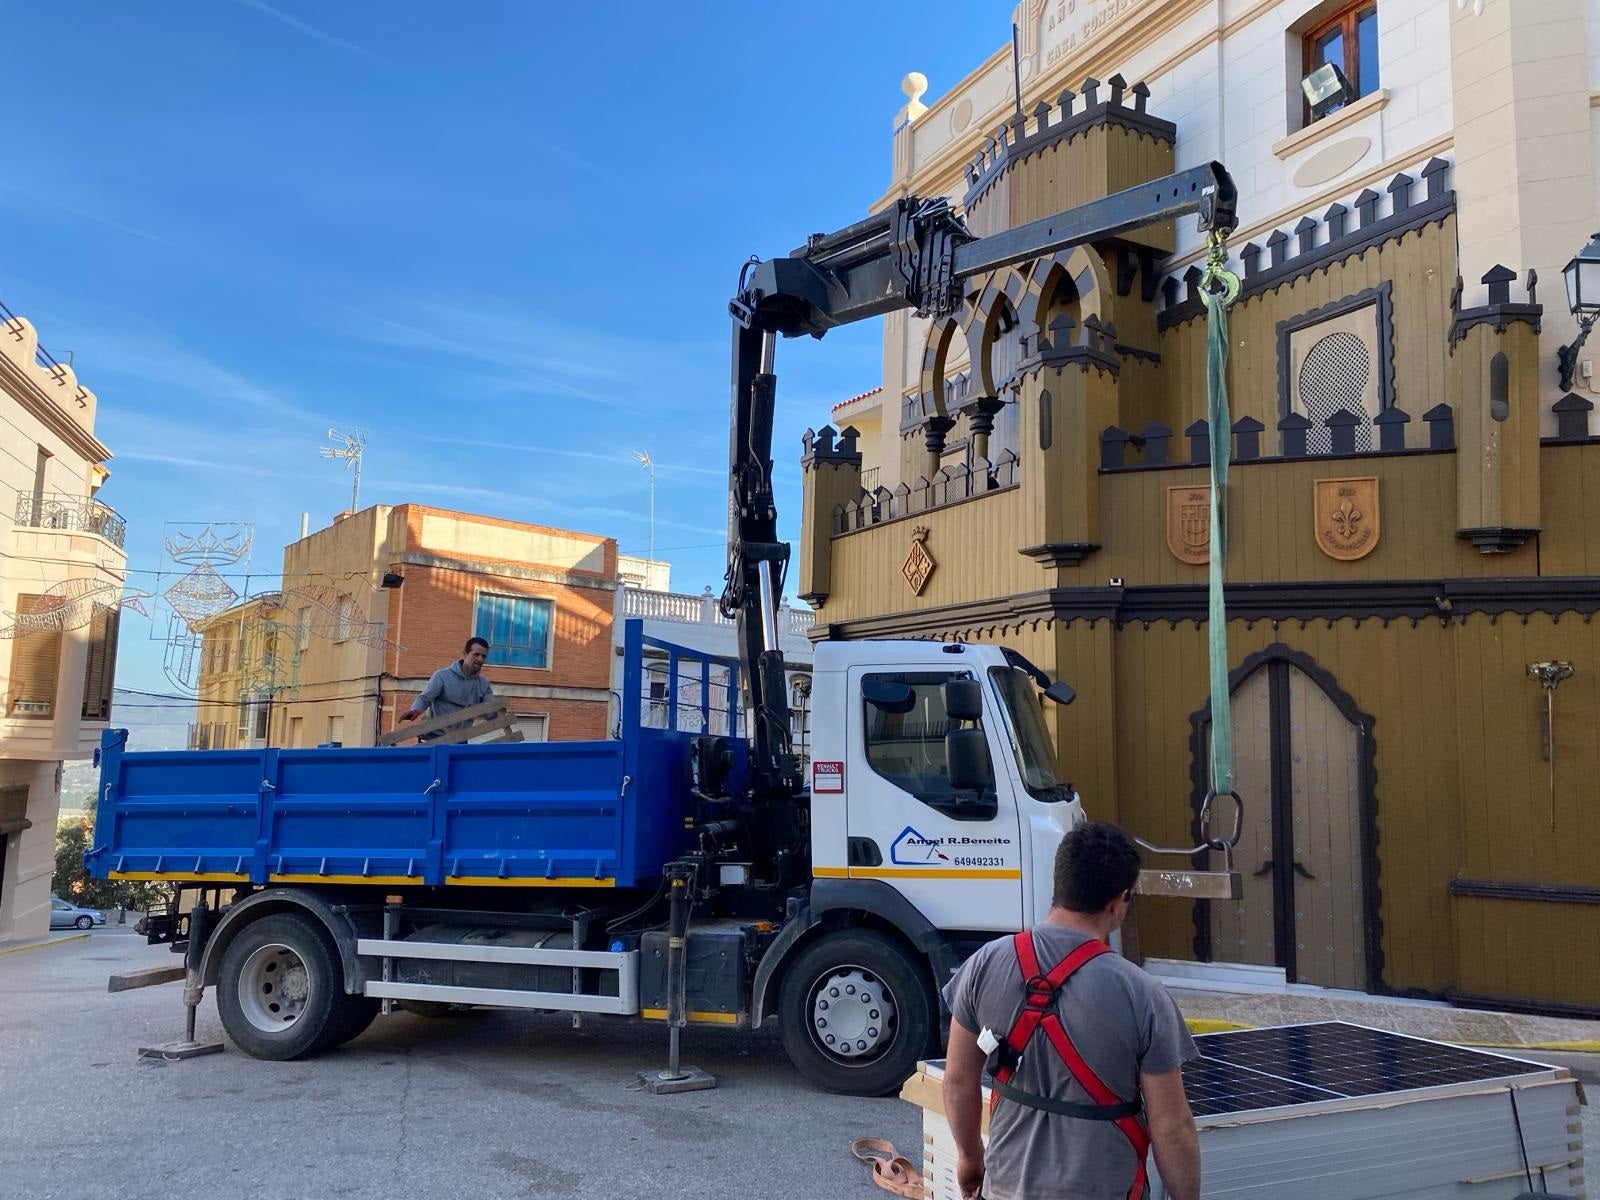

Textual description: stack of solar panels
[903,1023,1585,1200]
[1173,1023,1584,1199]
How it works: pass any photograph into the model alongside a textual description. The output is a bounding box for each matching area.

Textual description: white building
[0,303,126,942]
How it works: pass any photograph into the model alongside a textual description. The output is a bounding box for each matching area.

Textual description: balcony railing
[15,492,126,549]
[622,586,814,636]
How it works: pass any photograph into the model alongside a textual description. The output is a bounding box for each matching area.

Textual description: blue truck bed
[87,623,747,891]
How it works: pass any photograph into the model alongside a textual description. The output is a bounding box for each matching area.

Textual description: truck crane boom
[722,162,1238,796]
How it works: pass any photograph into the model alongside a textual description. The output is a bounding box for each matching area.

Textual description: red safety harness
[986,932,1152,1200]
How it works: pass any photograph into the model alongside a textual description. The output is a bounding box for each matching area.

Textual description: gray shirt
[410,661,493,723]
[944,924,1197,1200]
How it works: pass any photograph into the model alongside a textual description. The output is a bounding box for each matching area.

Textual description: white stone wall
[0,759,63,942]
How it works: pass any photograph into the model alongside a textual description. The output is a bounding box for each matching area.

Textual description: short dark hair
[464,636,489,654]
[1052,821,1142,914]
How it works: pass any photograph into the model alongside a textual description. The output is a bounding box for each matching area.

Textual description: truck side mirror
[945,728,993,792]
[863,680,915,714]
[1045,681,1076,706]
[942,679,984,723]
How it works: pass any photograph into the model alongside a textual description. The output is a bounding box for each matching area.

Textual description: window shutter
[81,604,120,720]
[8,596,62,717]
[328,714,345,745]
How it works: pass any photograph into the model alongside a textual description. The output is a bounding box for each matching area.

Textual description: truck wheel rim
[237,943,312,1034]
[807,966,896,1063]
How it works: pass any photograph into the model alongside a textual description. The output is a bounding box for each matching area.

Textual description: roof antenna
[1011,22,1024,118]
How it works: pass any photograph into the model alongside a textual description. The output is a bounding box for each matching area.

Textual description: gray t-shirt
[410,661,493,724]
[944,924,1197,1200]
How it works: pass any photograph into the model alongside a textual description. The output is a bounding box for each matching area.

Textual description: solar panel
[1183,1022,1549,1118]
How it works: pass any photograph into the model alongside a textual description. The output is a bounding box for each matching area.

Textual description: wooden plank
[378,699,504,745]
[108,965,185,993]
[433,712,515,746]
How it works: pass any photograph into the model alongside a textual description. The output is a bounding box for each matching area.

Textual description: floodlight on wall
[1301,63,1353,120]
[1557,232,1600,390]
[380,573,404,589]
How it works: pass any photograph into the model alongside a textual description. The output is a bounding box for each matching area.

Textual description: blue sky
[4,2,1007,692]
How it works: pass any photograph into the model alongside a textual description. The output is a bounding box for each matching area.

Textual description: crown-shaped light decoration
[163,523,253,566]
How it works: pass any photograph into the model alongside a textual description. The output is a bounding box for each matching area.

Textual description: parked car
[49,897,105,930]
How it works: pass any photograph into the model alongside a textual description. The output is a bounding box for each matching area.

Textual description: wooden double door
[1205,658,1370,991]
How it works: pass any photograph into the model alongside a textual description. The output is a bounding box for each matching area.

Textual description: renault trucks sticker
[812,761,844,793]
[889,826,1013,868]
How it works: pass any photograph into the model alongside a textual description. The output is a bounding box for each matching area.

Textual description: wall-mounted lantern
[1557,232,1600,390]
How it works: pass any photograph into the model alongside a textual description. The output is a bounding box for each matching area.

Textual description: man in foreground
[942,821,1201,1200]
[397,636,494,735]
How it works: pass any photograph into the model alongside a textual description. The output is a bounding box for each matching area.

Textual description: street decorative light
[632,450,655,566]
[1557,233,1600,391]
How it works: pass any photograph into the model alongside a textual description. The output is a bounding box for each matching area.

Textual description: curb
[0,932,90,958]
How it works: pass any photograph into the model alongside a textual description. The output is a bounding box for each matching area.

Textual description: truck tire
[778,930,935,1096]
[216,913,343,1060]
[321,994,381,1050]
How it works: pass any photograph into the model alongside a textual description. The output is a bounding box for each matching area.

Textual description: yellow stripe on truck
[641,1008,741,1025]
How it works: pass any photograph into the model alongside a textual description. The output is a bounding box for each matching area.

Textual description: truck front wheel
[216,913,343,1060]
[778,930,934,1096]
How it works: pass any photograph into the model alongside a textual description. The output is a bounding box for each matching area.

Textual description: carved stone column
[923,415,957,479]
[963,397,1005,462]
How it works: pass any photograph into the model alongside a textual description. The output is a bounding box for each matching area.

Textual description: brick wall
[380,506,616,742]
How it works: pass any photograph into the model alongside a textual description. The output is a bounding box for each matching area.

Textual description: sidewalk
[0,931,90,958]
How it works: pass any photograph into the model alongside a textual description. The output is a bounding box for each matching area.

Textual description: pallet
[378,700,525,747]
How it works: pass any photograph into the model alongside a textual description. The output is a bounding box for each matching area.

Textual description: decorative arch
[1183,642,1387,995]
[1021,245,1111,341]
[964,269,1028,397]
[916,316,963,420]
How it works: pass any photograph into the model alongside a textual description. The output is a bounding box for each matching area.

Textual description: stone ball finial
[900,71,929,125]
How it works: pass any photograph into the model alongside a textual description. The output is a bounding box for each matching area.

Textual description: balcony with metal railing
[621,585,814,636]
[14,491,127,549]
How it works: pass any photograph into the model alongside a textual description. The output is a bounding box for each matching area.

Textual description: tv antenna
[321,428,366,513]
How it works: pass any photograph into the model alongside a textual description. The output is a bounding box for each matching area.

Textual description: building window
[790,675,812,769]
[333,594,358,642]
[81,604,120,720]
[289,716,303,747]
[513,714,548,742]
[860,671,995,821]
[1278,285,1393,455]
[1303,2,1378,122]
[7,597,61,718]
[474,593,554,669]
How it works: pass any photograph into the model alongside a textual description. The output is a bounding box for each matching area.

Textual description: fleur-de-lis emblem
[1330,497,1362,541]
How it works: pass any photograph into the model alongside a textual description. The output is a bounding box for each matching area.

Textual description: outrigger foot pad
[138,1040,223,1060]
[637,1066,717,1094]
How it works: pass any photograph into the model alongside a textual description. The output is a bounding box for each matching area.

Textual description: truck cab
[808,637,1084,933]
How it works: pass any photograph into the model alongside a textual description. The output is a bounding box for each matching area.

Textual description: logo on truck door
[812,761,844,794]
[889,826,1012,867]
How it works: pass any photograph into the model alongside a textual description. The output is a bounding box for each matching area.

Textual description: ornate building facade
[799,0,1600,1015]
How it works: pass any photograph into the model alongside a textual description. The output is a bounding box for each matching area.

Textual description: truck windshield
[988,666,1067,797]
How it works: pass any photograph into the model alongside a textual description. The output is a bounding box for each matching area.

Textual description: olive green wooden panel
[1209,667,1277,969]
[1288,664,1366,991]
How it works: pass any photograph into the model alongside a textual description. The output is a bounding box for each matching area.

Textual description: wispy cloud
[231,0,388,64]
[367,480,722,539]
[86,333,337,426]
[0,183,172,247]
[413,433,722,479]
[113,450,293,479]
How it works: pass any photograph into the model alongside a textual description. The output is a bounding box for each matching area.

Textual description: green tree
[53,816,168,912]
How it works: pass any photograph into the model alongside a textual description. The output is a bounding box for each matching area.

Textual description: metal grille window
[1283,296,1387,454]
[1300,332,1371,454]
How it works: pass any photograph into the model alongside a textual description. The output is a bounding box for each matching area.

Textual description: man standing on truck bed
[941,822,1202,1200]
[397,636,494,734]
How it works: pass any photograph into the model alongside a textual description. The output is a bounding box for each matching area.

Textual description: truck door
[840,666,1023,933]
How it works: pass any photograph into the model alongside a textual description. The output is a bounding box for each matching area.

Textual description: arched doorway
[1192,646,1379,991]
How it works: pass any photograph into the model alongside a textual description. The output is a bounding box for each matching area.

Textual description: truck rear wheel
[216,913,343,1060]
[778,930,934,1096]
